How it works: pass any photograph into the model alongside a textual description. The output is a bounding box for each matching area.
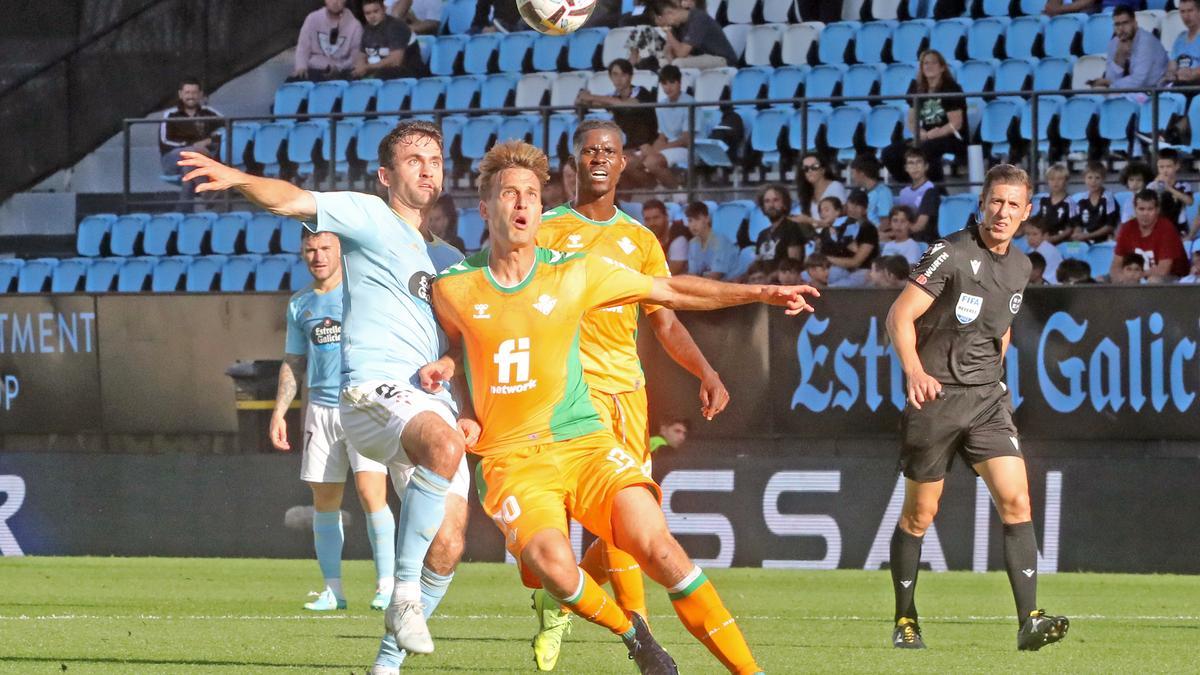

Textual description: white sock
[325,578,345,599]
[391,580,420,603]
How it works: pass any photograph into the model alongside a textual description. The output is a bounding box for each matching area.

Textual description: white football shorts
[300,402,387,483]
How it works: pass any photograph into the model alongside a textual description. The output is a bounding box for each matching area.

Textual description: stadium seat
[321,119,359,179]
[865,104,905,150]
[1136,9,1165,36]
[290,257,314,291]
[805,64,846,109]
[342,79,379,115]
[177,212,217,256]
[252,122,292,176]
[750,108,792,168]
[713,201,753,242]
[220,255,260,292]
[410,76,449,113]
[929,18,971,61]
[725,0,756,23]
[957,59,996,103]
[982,0,1014,16]
[1086,241,1115,278]
[549,71,591,108]
[767,66,807,108]
[50,258,89,293]
[843,64,882,110]
[498,32,536,73]
[185,256,223,292]
[84,257,124,293]
[254,255,293,291]
[818,22,858,64]
[532,34,568,72]
[586,69,616,98]
[280,218,303,254]
[1083,13,1113,56]
[1057,240,1090,262]
[17,258,57,293]
[781,23,821,66]
[788,107,828,155]
[273,82,312,116]
[694,67,737,103]
[723,24,752,64]
[995,59,1034,97]
[244,213,279,255]
[567,28,607,71]
[937,194,977,237]
[980,99,1021,155]
[307,80,346,116]
[1005,16,1044,61]
[76,213,116,257]
[1020,0,1047,13]
[730,67,772,125]
[745,206,771,243]
[734,246,755,278]
[762,0,796,23]
[855,21,895,64]
[109,213,151,257]
[462,115,501,166]
[1045,15,1085,58]
[1020,95,1063,155]
[1099,97,1140,154]
[1071,54,1106,90]
[480,72,520,110]
[142,213,182,257]
[464,33,502,75]
[1162,10,1186,52]
[892,20,932,64]
[745,24,785,67]
[967,17,1007,61]
[286,122,324,178]
[827,106,866,161]
[415,35,434,67]
[1060,95,1102,155]
[0,259,23,293]
[430,35,467,76]
[211,212,249,255]
[458,208,486,251]
[1139,92,1186,135]
[1033,57,1073,92]
[357,117,395,172]
[445,75,483,116]
[515,73,553,110]
[880,62,917,104]
[601,27,636,68]
[376,78,416,113]
[149,256,190,292]
[116,257,156,292]
[903,0,936,18]
[441,0,474,33]
[495,116,533,145]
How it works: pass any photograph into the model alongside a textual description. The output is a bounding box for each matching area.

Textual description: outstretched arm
[647,308,729,420]
[177,151,316,220]
[646,275,819,315]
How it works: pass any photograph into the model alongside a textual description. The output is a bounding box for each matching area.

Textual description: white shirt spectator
[882,238,924,265]
[1032,240,1063,284]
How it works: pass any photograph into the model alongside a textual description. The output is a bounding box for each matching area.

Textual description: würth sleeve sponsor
[909,240,954,298]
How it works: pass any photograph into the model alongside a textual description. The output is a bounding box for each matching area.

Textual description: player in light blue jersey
[179,120,473,664]
[271,230,396,612]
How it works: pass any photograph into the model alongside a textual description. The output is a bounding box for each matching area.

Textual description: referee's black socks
[890,526,924,623]
[1003,521,1039,624]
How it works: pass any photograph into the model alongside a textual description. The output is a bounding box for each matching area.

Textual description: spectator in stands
[388,0,442,34]
[354,0,419,80]
[685,201,739,279]
[542,171,566,209]
[895,148,943,243]
[825,190,879,287]
[792,153,847,230]
[850,154,894,228]
[1044,0,1144,15]
[868,255,910,289]
[1162,0,1200,142]
[1118,161,1153,221]
[882,50,965,183]
[1147,148,1194,234]
[1088,5,1167,93]
[744,259,774,285]
[753,183,806,265]
[653,1,738,70]
[796,0,842,22]
[1112,189,1190,281]
[644,198,690,275]
[1027,251,1048,286]
[160,77,222,204]
[292,0,363,82]
[1057,258,1096,284]
[1024,219,1062,284]
[649,415,689,454]
[1179,251,1200,283]
[424,194,465,251]
[881,205,924,265]
[561,158,577,203]
[471,0,524,32]
[636,65,693,189]
[776,258,804,286]
[1070,161,1120,242]
[803,253,831,288]
[576,59,658,186]
[1117,252,1148,284]
[1030,164,1076,245]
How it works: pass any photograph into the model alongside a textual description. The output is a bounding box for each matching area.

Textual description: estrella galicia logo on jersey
[310,318,341,350]
[1009,292,1023,314]
[955,293,983,324]
[408,271,434,303]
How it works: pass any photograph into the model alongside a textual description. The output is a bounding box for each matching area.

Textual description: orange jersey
[431,247,654,457]
[536,204,670,393]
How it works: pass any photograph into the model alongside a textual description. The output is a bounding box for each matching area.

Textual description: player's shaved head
[478,140,550,199]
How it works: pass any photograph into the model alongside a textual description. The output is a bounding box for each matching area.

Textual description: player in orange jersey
[530,119,729,670]
[422,140,818,674]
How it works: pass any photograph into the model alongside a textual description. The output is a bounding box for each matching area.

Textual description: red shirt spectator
[1113,194,1188,280]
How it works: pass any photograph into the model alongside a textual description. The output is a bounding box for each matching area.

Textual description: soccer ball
[516,0,597,35]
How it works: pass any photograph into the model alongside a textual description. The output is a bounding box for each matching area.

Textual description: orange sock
[557,569,633,637]
[580,538,609,586]
[669,568,760,675]
[603,540,648,623]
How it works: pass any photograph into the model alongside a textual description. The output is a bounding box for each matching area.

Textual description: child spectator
[1180,251,1200,283]
[1147,147,1194,234]
[868,255,910,289]
[1070,161,1120,242]
[1024,218,1062,284]
[743,259,775,285]
[1030,164,1076,244]
[895,148,944,243]
[685,201,739,279]
[825,190,879,287]
[1117,161,1153,222]
[850,154,894,228]
[803,253,831,288]
[1118,253,1148,284]
[777,257,804,286]
[881,205,924,264]
[1027,251,1047,285]
[1056,258,1096,284]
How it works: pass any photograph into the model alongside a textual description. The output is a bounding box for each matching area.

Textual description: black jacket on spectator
[159,105,222,156]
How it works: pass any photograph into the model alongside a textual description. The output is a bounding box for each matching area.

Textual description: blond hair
[1044,163,1069,180]
[477,140,550,199]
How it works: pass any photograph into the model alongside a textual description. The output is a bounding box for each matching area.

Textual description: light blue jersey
[425,233,465,272]
[305,191,452,409]
[285,284,343,407]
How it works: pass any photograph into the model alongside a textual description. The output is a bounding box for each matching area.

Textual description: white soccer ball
[516,0,597,36]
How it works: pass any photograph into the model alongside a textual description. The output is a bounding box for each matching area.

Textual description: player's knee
[425,432,465,478]
[997,492,1031,523]
[900,505,938,535]
[522,535,578,593]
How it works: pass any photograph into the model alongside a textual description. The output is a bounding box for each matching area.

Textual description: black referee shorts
[899,382,1023,483]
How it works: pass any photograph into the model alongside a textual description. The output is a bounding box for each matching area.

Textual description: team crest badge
[1009,292,1023,314]
[955,293,983,324]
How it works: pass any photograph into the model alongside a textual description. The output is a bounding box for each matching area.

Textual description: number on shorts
[304,431,313,453]
[607,447,638,475]
[498,495,521,524]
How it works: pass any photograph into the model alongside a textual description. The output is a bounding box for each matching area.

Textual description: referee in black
[884,164,1069,651]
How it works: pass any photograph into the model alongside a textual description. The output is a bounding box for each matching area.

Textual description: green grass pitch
[0,558,1196,673]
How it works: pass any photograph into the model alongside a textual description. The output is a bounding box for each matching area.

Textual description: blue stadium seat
[410,76,449,113]
[843,64,882,110]
[17,258,57,293]
[713,201,753,242]
[376,78,416,112]
[750,107,791,167]
[532,34,568,72]
[223,121,259,169]
[735,246,756,277]
[967,17,1008,61]
[279,218,303,254]
[567,28,607,71]
[1021,0,1047,12]
[767,65,806,108]
[866,104,905,150]
[273,82,312,116]
[855,21,896,65]
[109,213,151,257]
[745,207,771,243]
[445,75,483,115]
[290,258,314,291]
[77,213,116,257]
[744,24,785,68]
[480,72,520,110]
[322,119,359,179]
[903,0,936,18]
[995,58,1034,97]
[244,213,279,254]
[826,106,866,162]
[788,107,827,155]
[818,22,858,64]
[983,0,1015,16]
[220,255,260,292]
[1099,97,1140,153]
[307,80,346,116]
[892,20,932,64]
[957,59,996,102]
[805,64,846,109]
[151,256,191,292]
[430,35,467,76]
[1033,57,1072,91]
[185,256,223,292]
[358,117,398,172]
[342,79,380,114]
[441,117,465,171]
[458,209,486,251]
[464,33,502,75]
[498,32,536,73]
[496,116,534,144]
[84,257,125,293]
[730,67,772,128]
[51,258,89,293]
[211,212,249,255]
[253,122,292,176]
[177,212,217,256]
[117,257,156,292]
[1057,241,1090,261]
[937,194,977,237]
[929,19,971,61]
[1060,95,1102,155]
[415,35,435,68]
[462,115,501,166]
[1083,13,1113,55]
[1045,15,1084,58]
[0,259,23,293]
[255,255,293,291]
[1087,241,1115,278]
[1005,16,1044,61]
[142,213,182,257]
[880,62,916,104]
[981,99,1022,155]
[1021,95,1064,155]
[286,122,324,178]
[1139,92,1186,135]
